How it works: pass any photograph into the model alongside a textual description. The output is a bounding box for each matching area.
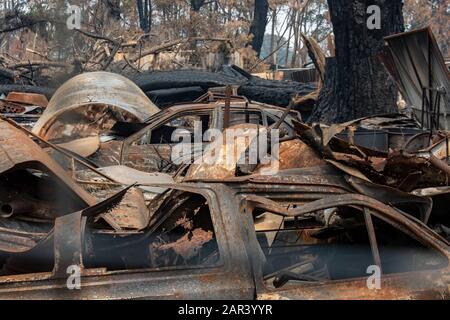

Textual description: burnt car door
[243,194,450,300]
[0,185,255,299]
[121,110,213,173]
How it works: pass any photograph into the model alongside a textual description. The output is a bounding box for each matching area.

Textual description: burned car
[0,104,449,300]
[43,93,301,174]
[0,166,448,299]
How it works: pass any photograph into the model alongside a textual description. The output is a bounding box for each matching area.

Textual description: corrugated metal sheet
[383,27,450,130]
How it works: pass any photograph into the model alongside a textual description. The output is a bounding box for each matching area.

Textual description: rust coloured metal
[32,72,160,140]
[4,116,118,185]
[99,187,150,231]
[254,139,325,174]
[4,92,48,108]
[154,228,214,261]
[0,68,448,300]
[0,178,447,299]
[0,117,96,207]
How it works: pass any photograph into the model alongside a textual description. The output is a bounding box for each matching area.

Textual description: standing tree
[309,0,405,123]
[190,0,206,12]
[104,0,122,20]
[136,0,151,32]
[248,0,270,57]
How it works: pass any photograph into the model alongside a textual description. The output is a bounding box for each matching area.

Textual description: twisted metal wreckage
[0,27,449,299]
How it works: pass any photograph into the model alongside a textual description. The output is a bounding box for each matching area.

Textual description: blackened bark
[136,0,145,30]
[104,0,122,20]
[190,0,206,12]
[136,0,151,32]
[144,0,149,31]
[309,0,405,124]
[248,0,269,57]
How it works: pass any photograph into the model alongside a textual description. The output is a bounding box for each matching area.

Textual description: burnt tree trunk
[190,0,206,12]
[104,0,122,20]
[188,0,206,49]
[248,0,269,57]
[309,0,404,124]
[136,0,151,32]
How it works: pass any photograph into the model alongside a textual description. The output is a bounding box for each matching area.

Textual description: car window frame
[0,185,233,286]
[243,195,450,293]
[120,108,214,163]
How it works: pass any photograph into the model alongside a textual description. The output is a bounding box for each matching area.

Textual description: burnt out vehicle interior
[83,189,221,271]
[112,103,299,174]
[0,118,98,274]
[411,188,450,242]
[38,104,144,144]
[0,166,97,275]
[246,194,449,289]
[0,175,449,300]
[0,187,221,278]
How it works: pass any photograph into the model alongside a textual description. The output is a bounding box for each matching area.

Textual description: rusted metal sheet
[0,71,448,300]
[153,228,214,260]
[0,176,448,299]
[0,101,42,115]
[0,218,51,253]
[0,117,96,207]
[257,274,450,300]
[100,99,301,173]
[98,187,150,231]
[237,182,450,300]
[255,139,325,174]
[184,123,322,181]
[293,117,450,191]
[52,211,85,277]
[55,136,100,158]
[5,92,48,108]
[32,72,160,139]
[0,92,47,123]
[184,123,263,180]
[97,165,173,197]
[346,176,433,223]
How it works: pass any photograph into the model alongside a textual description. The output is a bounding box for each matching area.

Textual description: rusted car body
[0,45,448,300]
[0,117,98,257]
[0,165,448,300]
[0,117,96,208]
[88,97,301,173]
[225,172,450,300]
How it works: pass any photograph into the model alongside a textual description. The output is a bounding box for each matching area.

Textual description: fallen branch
[123,55,142,73]
[102,42,122,70]
[301,34,326,84]
[26,48,52,61]
[73,28,121,45]
[0,19,48,33]
[9,61,73,70]
[0,66,17,80]
[130,39,188,63]
[130,37,232,63]
[293,90,319,106]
